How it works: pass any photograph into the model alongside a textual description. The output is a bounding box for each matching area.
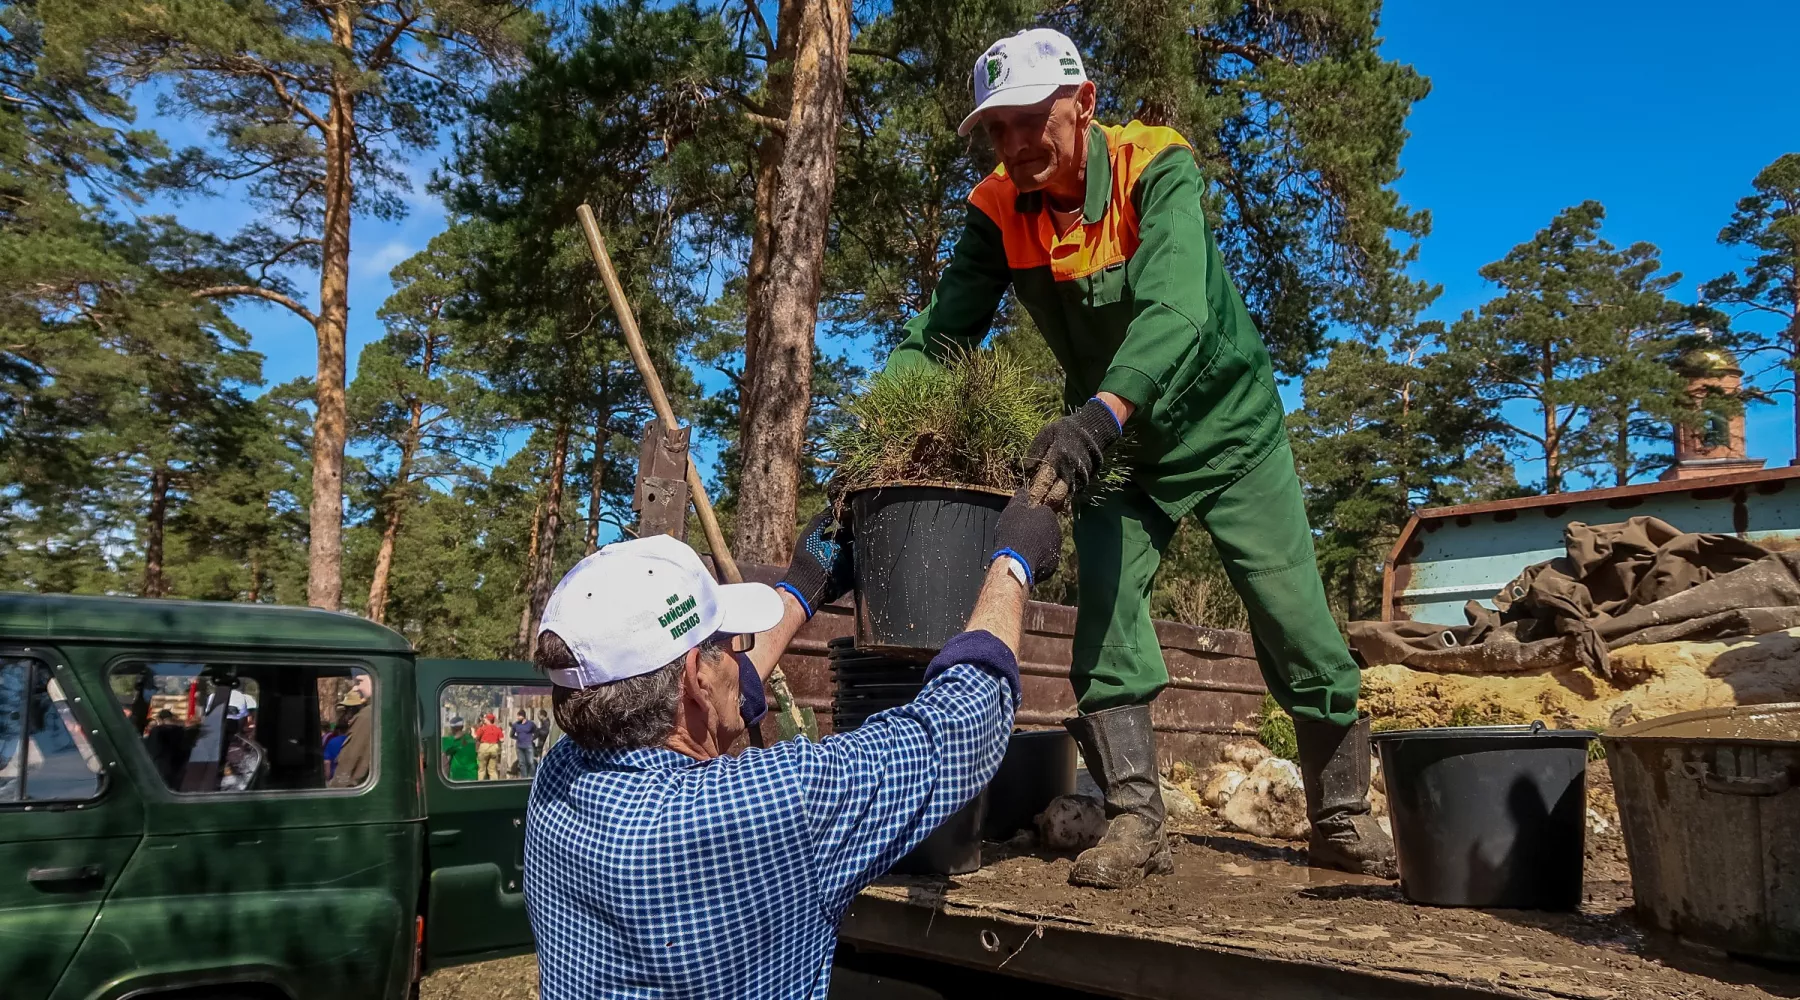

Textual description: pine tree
[41,0,534,609]
[1444,203,1627,493]
[1288,323,1512,619]
[348,230,497,624]
[1702,154,1800,462]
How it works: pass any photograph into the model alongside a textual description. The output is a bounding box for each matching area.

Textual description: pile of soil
[1361,628,1800,733]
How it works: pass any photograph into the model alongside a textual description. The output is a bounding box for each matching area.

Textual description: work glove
[777,509,854,618]
[1023,397,1122,510]
[989,492,1063,588]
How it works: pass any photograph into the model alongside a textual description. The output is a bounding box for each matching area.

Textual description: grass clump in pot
[830,347,1060,494]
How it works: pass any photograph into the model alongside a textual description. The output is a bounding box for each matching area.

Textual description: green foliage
[1288,324,1516,620]
[829,347,1058,494]
[1255,694,1297,762]
[1441,201,1735,494]
[1703,153,1799,447]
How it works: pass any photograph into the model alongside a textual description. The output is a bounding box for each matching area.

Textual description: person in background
[326,686,373,788]
[511,710,540,778]
[322,719,350,780]
[218,699,265,792]
[534,708,551,755]
[442,716,480,782]
[143,708,193,788]
[475,712,505,780]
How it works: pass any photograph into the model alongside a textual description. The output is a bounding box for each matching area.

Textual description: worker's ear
[681,645,721,730]
[1074,80,1096,130]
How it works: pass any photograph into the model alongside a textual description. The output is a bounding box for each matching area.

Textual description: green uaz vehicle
[0,593,554,1000]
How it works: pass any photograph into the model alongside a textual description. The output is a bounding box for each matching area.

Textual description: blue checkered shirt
[525,630,1019,1000]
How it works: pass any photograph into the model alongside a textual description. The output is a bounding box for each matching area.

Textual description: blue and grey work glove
[989,492,1063,588]
[1023,397,1122,509]
[777,509,854,618]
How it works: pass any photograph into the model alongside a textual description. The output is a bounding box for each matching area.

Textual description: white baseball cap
[536,534,785,689]
[958,28,1088,137]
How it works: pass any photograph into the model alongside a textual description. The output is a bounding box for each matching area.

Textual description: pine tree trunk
[1790,287,1800,466]
[514,494,544,657]
[1541,343,1560,493]
[740,0,800,448]
[143,466,169,598]
[586,408,606,555]
[1615,411,1630,487]
[518,422,571,658]
[308,18,357,611]
[735,0,851,564]
[247,550,262,603]
[367,343,432,625]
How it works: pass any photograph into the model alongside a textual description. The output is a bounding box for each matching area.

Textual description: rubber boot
[1063,704,1174,889]
[1294,716,1397,878]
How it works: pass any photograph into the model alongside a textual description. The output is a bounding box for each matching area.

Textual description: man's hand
[777,509,854,618]
[1024,397,1122,508]
[989,492,1063,587]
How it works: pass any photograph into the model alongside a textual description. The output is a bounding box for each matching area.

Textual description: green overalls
[886,121,1359,726]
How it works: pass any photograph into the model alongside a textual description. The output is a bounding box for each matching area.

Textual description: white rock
[1220,757,1309,841]
[1370,755,1386,796]
[1199,763,1247,809]
[1036,793,1106,851]
[1586,807,1613,837]
[1160,776,1203,824]
[1221,741,1272,770]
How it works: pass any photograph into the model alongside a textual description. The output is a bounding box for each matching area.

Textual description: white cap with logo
[959,27,1087,137]
[537,534,785,689]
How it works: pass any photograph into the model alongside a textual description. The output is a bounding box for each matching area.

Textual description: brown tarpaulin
[1347,517,1800,676]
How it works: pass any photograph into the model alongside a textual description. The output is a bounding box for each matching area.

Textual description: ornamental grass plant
[829,347,1059,495]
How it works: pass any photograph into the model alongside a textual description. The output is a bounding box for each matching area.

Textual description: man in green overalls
[885,28,1394,888]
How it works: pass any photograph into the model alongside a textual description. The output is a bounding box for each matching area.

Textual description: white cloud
[356,239,417,280]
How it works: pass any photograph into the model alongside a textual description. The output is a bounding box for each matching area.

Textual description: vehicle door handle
[28,865,103,886]
[430,830,461,846]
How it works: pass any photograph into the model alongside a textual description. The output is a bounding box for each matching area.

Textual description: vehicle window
[109,661,374,794]
[0,656,104,803]
[438,683,557,783]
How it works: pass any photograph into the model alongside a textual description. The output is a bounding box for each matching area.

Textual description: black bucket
[1374,722,1596,909]
[849,485,1009,654]
[982,730,1077,840]
[888,790,988,876]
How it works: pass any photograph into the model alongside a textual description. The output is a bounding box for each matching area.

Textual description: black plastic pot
[888,790,988,876]
[982,730,1077,840]
[1373,722,1596,909]
[830,636,987,874]
[849,485,1009,655]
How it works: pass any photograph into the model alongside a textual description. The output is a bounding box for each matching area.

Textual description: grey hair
[536,631,721,751]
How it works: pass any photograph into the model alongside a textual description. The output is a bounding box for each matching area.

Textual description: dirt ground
[424,763,1798,1000]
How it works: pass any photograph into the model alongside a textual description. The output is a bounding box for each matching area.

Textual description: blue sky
[148,0,1800,490]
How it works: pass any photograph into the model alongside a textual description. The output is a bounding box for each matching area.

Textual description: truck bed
[840,821,1800,1000]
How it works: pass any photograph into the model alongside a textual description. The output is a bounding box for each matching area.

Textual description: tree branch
[192,285,320,326]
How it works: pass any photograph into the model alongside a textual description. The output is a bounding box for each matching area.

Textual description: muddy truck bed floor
[839,824,1800,1000]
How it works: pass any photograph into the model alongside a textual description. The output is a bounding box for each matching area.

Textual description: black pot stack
[828,635,928,732]
[829,635,986,875]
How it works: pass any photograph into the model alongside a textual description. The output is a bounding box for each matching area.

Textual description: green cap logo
[985,55,1004,88]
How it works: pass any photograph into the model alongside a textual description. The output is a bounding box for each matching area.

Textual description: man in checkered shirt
[525,495,1063,999]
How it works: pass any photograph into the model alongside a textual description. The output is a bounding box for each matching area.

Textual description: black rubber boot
[1294,716,1397,878]
[1063,704,1174,889]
